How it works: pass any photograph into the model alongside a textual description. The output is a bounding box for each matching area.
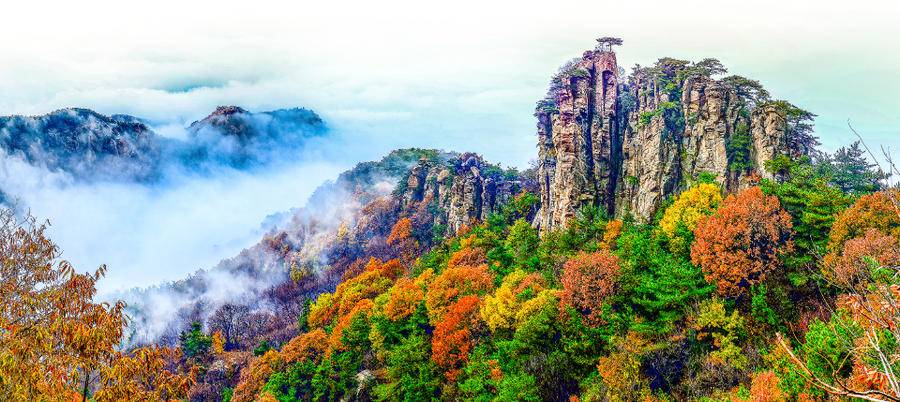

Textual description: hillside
[0,39,896,402]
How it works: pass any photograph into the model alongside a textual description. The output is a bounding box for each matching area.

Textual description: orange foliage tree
[827,190,900,252]
[691,187,794,298]
[383,277,425,321]
[387,217,420,265]
[231,349,283,402]
[425,264,494,323]
[281,329,328,364]
[748,370,786,402]
[307,257,399,329]
[0,209,191,400]
[560,250,622,327]
[431,295,482,381]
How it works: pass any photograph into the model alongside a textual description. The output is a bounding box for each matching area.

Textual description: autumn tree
[387,217,419,265]
[480,270,546,333]
[432,295,482,381]
[691,187,794,298]
[827,190,900,252]
[0,209,192,401]
[93,346,193,402]
[425,264,494,323]
[822,229,900,287]
[560,250,622,326]
[0,210,125,400]
[659,182,723,255]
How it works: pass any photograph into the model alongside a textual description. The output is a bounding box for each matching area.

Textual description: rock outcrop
[399,152,531,234]
[536,46,794,231]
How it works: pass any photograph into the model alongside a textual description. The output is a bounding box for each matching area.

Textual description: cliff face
[399,152,530,234]
[536,47,791,231]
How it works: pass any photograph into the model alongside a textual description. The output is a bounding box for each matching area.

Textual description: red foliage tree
[559,250,622,326]
[431,295,481,381]
[691,187,793,298]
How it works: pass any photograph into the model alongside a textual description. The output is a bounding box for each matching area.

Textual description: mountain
[0,108,162,181]
[535,48,816,230]
[8,38,895,402]
[0,105,326,183]
[121,148,533,346]
[184,106,325,169]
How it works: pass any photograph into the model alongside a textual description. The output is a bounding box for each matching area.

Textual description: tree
[822,229,900,287]
[776,192,900,401]
[432,295,482,381]
[722,75,771,106]
[560,250,622,326]
[829,141,884,194]
[504,219,540,271]
[93,347,193,402]
[480,270,545,333]
[691,187,794,298]
[387,217,419,265]
[748,370,787,402]
[0,210,125,400]
[618,226,713,333]
[179,321,212,359]
[827,190,900,253]
[232,350,283,402]
[691,58,727,77]
[425,264,494,323]
[692,298,747,369]
[760,156,853,281]
[595,36,623,51]
[769,100,819,158]
[0,209,192,401]
[659,183,723,255]
[208,303,250,350]
[373,334,440,401]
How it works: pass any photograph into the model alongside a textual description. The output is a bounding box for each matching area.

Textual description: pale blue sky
[0,0,897,291]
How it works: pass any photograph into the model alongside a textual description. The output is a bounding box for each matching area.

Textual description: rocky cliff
[399,152,533,234]
[536,44,807,231]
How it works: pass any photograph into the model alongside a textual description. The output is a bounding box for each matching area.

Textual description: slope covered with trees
[1,39,898,401]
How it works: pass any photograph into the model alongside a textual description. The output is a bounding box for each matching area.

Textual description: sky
[1,0,898,292]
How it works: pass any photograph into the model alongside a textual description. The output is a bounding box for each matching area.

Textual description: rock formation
[399,152,531,234]
[536,46,799,231]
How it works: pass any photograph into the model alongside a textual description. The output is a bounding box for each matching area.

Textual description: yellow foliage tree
[93,346,193,402]
[659,183,722,254]
[212,330,225,355]
[0,209,191,400]
[480,270,546,332]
